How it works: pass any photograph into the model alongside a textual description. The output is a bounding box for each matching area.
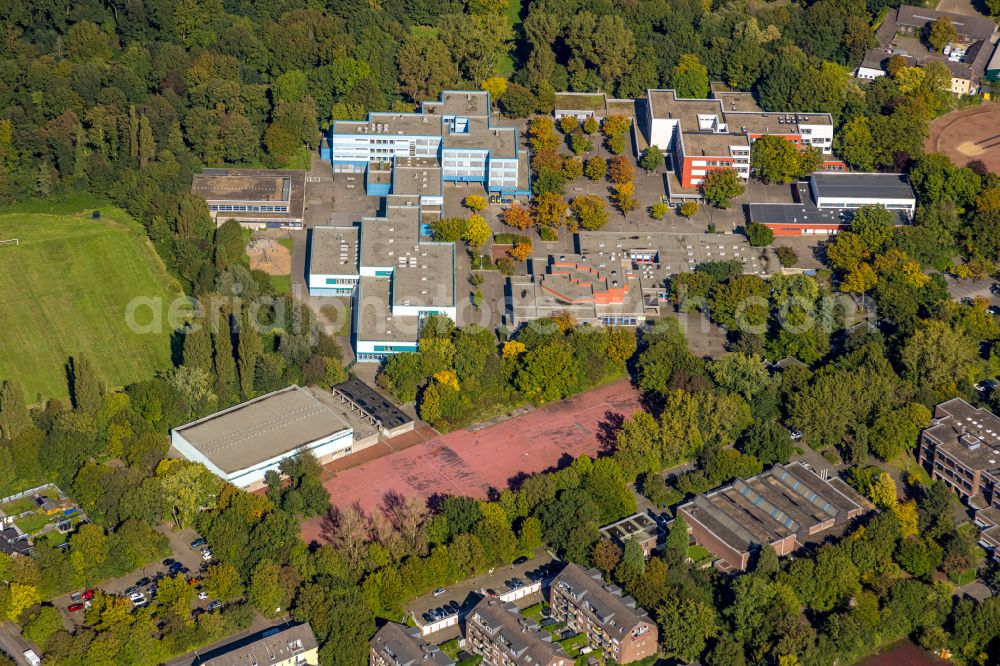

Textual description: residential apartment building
[324,90,529,198]
[369,622,454,666]
[179,623,318,666]
[919,398,1000,510]
[465,598,570,666]
[549,564,658,663]
[645,88,843,191]
[677,462,868,571]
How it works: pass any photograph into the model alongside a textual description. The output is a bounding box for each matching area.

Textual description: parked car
[207,600,222,611]
[190,537,206,549]
[448,601,461,613]
[68,603,85,613]
[201,547,213,561]
[513,556,528,565]
[198,591,208,600]
[422,612,433,623]
[23,650,41,666]
[70,592,82,603]
[136,577,150,587]
[511,577,524,587]
[988,305,1000,316]
[168,562,183,574]
[125,586,139,597]
[162,558,175,567]
[81,589,94,600]
[432,587,446,597]
[485,589,498,597]
[129,592,146,607]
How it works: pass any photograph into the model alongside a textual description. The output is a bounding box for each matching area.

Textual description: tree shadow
[597,410,625,454]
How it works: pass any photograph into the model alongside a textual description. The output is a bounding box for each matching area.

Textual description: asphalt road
[0,622,35,665]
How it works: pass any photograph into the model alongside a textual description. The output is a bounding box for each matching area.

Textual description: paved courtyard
[300,379,642,543]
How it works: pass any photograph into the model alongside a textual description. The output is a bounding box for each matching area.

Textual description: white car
[201,547,213,561]
[198,591,208,600]
[129,591,146,607]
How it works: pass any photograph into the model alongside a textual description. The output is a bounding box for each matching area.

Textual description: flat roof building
[678,462,868,571]
[466,598,570,666]
[369,622,454,666]
[331,378,415,437]
[748,173,915,236]
[508,230,780,327]
[325,90,529,198]
[599,511,666,557]
[919,398,1000,511]
[180,623,319,666]
[170,385,379,490]
[550,564,658,664]
[191,169,306,228]
[645,88,844,192]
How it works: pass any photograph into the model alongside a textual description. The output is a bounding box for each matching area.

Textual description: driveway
[0,622,36,665]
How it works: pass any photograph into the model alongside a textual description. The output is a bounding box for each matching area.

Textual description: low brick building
[919,398,1000,510]
[549,564,658,663]
[677,462,867,570]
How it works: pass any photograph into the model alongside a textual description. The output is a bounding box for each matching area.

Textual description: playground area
[300,379,642,543]
[246,236,292,275]
[926,104,1000,173]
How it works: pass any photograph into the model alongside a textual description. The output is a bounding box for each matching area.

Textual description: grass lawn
[15,511,52,534]
[270,274,291,295]
[0,198,181,402]
[277,238,294,252]
[43,530,68,546]
[497,0,524,76]
[688,545,714,565]
[410,25,439,38]
[0,497,36,516]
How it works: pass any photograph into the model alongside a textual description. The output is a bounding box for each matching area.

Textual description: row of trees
[377,314,636,431]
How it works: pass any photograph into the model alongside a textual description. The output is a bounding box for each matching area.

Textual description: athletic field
[0,199,180,402]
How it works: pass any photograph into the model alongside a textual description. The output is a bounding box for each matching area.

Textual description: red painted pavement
[301,379,641,543]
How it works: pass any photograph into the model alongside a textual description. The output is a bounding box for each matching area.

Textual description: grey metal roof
[332,379,413,430]
[810,172,915,201]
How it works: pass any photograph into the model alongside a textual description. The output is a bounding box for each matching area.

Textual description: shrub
[584,156,607,181]
[493,233,530,245]
[539,227,559,241]
[679,201,699,218]
[496,257,515,275]
[559,115,578,134]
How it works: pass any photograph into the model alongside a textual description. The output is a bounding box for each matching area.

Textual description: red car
[68,603,85,613]
[81,590,94,600]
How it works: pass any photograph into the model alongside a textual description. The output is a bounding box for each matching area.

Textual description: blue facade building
[328,91,529,198]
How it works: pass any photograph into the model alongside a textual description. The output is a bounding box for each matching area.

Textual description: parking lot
[405,554,560,638]
[53,525,220,625]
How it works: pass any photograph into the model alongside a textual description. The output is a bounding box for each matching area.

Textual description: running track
[301,379,641,543]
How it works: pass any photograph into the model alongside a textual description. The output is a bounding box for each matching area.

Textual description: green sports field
[0,198,181,402]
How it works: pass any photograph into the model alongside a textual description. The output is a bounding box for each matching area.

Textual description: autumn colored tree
[533,192,569,228]
[463,194,487,212]
[700,168,744,209]
[585,156,607,181]
[559,115,579,134]
[501,204,535,230]
[609,155,635,184]
[612,181,638,216]
[571,195,609,231]
[508,239,533,261]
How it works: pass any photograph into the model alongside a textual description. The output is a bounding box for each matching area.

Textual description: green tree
[204,562,244,602]
[639,145,664,172]
[0,380,30,441]
[835,116,877,171]
[237,311,262,398]
[71,355,101,413]
[212,314,237,397]
[671,54,710,99]
[248,561,285,618]
[666,514,689,560]
[462,215,491,249]
[901,320,977,395]
[515,340,580,404]
[701,168,744,209]
[396,36,457,103]
[614,538,646,584]
[746,222,774,246]
[751,135,806,184]
[852,205,895,253]
[928,17,958,51]
[658,593,717,661]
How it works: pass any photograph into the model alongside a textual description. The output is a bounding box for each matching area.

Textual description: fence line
[0,482,58,508]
